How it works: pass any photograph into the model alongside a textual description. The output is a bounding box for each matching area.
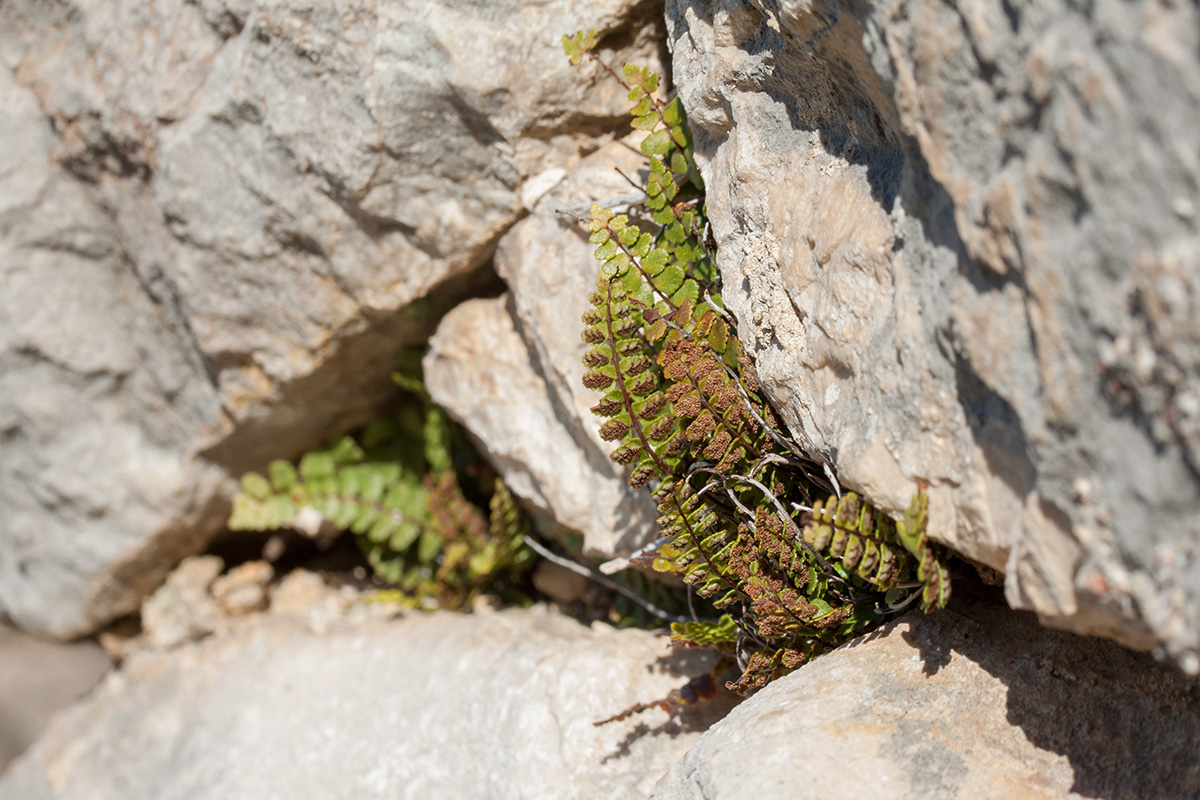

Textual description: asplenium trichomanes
[229,354,534,610]
[564,29,950,705]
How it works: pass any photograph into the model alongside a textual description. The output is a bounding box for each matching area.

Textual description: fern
[652,478,742,608]
[229,362,533,610]
[801,493,910,592]
[669,613,738,650]
[565,32,953,700]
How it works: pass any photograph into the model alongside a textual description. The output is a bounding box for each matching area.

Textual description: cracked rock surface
[652,589,1200,800]
[0,0,666,637]
[667,0,1200,667]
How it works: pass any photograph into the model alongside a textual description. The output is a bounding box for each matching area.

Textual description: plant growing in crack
[563,29,951,711]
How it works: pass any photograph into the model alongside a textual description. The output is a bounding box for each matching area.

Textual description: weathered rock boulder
[0,0,666,637]
[666,0,1200,667]
[652,591,1200,799]
[424,139,659,557]
[0,602,727,800]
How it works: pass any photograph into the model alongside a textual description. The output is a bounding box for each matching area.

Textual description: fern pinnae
[894,490,951,610]
[654,479,742,607]
[801,493,911,592]
[588,200,710,319]
[582,272,679,487]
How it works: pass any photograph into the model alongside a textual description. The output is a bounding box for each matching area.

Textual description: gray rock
[0,0,665,636]
[426,138,661,558]
[666,0,1200,666]
[652,593,1200,799]
[0,607,726,800]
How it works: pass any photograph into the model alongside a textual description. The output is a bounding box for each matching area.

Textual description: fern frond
[659,335,765,474]
[561,29,598,66]
[801,493,911,591]
[726,644,813,695]
[668,613,738,650]
[645,157,713,288]
[583,274,681,487]
[229,390,535,609]
[652,479,741,608]
[895,491,952,611]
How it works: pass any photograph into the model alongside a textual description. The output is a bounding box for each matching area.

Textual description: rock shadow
[600,649,743,763]
[904,573,1200,799]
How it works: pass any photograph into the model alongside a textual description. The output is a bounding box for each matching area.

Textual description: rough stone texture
[0,606,727,799]
[667,0,1200,666]
[425,139,659,557]
[652,591,1200,800]
[0,624,110,773]
[0,0,666,637]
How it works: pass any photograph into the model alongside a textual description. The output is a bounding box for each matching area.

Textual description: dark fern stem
[564,30,952,704]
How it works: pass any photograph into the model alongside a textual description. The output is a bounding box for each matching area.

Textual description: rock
[666,0,1200,666]
[532,560,591,605]
[0,624,110,773]
[0,607,728,799]
[425,138,661,557]
[494,136,655,466]
[0,0,666,637]
[138,555,226,650]
[652,592,1200,799]
[266,568,336,617]
[210,560,274,616]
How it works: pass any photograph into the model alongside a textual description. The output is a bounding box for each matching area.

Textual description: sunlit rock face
[0,0,666,637]
[666,0,1200,667]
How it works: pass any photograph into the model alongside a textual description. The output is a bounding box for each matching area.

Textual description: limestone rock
[209,559,274,616]
[666,0,1200,666]
[139,555,226,651]
[0,0,665,636]
[0,607,725,800]
[425,138,661,557]
[652,594,1200,799]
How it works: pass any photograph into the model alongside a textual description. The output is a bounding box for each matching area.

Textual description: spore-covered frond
[801,493,911,591]
[726,644,814,695]
[653,479,741,608]
[658,335,765,474]
[581,242,683,488]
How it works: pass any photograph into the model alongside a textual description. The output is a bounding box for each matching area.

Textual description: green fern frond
[229,363,535,609]
[801,493,911,591]
[895,491,951,611]
[669,613,738,650]
[561,29,598,66]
